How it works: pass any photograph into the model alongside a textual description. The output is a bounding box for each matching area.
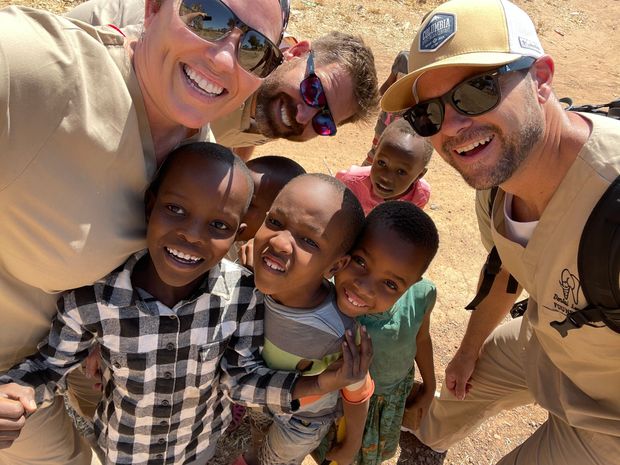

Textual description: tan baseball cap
[381,0,544,112]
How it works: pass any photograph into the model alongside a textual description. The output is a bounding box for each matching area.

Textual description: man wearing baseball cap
[384,0,620,464]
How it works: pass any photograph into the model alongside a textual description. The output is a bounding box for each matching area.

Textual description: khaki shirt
[210,95,272,148]
[0,6,154,370]
[66,0,144,37]
[475,113,620,436]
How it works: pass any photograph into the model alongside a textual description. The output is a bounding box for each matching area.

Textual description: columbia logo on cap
[419,13,456,52]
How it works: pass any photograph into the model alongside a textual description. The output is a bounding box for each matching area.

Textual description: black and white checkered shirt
[1,251,298,465]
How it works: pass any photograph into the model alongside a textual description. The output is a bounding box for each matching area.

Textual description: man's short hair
[312,32,379,125]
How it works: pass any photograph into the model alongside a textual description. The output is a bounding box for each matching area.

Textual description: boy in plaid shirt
[0,143,371,465]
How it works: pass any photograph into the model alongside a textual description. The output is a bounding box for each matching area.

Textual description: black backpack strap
[465,246,502,310]
[466,187,520,311]
[560,96,620,119]
[551,175,620,336]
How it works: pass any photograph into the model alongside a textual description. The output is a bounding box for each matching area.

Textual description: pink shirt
[336,165,431,216]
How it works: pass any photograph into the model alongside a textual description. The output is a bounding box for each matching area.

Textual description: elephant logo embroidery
[558,269,580,306]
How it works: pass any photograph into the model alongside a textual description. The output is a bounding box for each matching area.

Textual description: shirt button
[166,343,175,351]
[159,420,168,426]
[161,400,169,406]
[156,454,163,459]
[158,438,165,445]
[164,372,172,379]
[168,314,177,320]
[113,362,121,369]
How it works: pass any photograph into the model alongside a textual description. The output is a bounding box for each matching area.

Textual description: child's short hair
[148,142,254,210]
[380,119,434,166]
[287,173,365,254]
[246,155,306,183]
[364,201,439,272]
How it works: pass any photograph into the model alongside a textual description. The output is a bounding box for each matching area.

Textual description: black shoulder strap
[560,97,620,120]
[465,187,519,310]
[551,175,620,336]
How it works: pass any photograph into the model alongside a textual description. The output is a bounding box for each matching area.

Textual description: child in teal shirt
[323,201,439,465]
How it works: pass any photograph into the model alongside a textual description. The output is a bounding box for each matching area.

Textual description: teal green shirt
[358,279,436,395]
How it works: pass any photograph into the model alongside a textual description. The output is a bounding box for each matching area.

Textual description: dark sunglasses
[299,51,337,136]
[179,0,284,78]
[403,56,537,137]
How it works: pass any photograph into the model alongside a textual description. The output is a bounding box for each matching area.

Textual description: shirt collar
[104,39,157,181]
[99,251,232,307]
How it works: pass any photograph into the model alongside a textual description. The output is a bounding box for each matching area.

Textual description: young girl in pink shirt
[337,119,432,215]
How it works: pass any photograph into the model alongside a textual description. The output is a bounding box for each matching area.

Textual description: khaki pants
[0,366,103,465]
[0,396,94,465]
[418,318,620,465]
[66,366,103,421]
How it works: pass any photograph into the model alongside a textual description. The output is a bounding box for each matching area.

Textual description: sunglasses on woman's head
[299,51,337,137]
[403,56,537,137]
[179,0,284,78]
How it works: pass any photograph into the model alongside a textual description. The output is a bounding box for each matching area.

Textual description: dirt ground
[2,0,619,464]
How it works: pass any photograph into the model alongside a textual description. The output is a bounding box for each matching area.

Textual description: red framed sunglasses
[299,51,337,136]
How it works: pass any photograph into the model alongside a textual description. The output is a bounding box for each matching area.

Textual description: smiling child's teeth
[346,290,366,307]
[166,247,201,263]
[264,257,284,272]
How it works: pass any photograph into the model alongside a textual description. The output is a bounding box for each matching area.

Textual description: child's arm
[0,290,97,448]
[221,290,373,413]
[293,328,372,400]
[0,289,98,407]
[325,398,369,465]
[0,383,38,449]
[403,306,436,431]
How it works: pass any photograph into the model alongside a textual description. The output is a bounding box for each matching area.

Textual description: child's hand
[0,383,37,449]
[84,344,103,392]
[402,383,434,431]
[325,440,359,465]
[318,327,373,394]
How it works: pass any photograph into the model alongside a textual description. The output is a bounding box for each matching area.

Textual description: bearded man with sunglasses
[0,1,291,464]
[66,0,379,160]
[382,0,620,464]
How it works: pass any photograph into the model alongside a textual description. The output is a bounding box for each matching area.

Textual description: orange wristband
[341,374,375,404]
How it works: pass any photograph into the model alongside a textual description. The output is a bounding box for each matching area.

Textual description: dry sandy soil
[1,0,618,464]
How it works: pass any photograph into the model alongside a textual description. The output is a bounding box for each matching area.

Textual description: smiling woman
[0,0,286,464]
[133,0,284,157]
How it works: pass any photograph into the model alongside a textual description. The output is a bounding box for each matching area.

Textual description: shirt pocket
[195,340,227,388]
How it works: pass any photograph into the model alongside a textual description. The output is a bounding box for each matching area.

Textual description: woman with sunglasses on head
[0,1,288,464]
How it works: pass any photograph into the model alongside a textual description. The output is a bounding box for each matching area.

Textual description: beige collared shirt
[0,6,155,370]
[475,113,620,436]
[211,95,273,148]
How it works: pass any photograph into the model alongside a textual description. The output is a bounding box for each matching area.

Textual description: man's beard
[440,99,544,190]
[254,72,305,140]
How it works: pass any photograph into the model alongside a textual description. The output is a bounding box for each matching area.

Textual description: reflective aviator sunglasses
[299,51,337,136]
[403,56,536,137]
[179,0,287,78]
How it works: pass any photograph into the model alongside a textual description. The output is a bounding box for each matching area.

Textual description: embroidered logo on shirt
[546,268,581,317]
